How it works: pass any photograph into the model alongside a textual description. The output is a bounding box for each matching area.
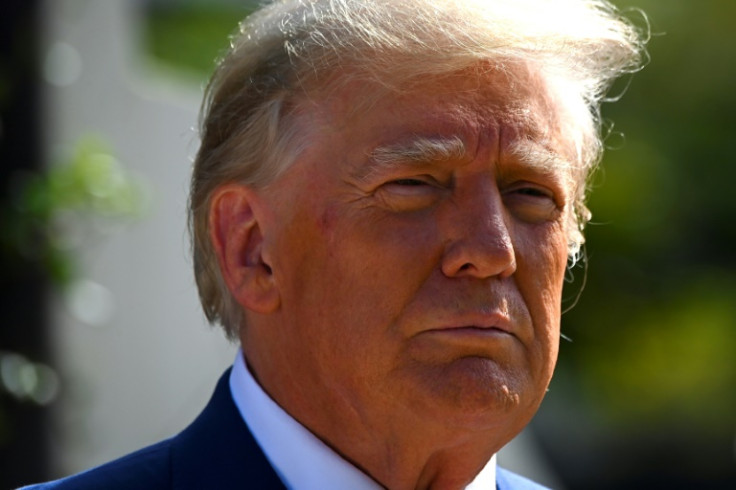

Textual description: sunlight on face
[244,64,573,456]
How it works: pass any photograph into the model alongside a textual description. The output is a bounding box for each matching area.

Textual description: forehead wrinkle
[353,135,467,182]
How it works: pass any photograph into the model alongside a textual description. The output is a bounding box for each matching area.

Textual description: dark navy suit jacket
[22,370,549,489]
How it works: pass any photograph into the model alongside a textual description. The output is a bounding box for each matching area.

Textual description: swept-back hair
[189,0,647,338]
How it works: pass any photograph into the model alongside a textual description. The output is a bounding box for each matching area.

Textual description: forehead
[303,63,574,164]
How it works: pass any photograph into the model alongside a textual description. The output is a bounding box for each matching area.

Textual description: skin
[210,63,573,489]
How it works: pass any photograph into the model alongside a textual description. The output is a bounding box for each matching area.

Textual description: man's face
[245,65,572,447]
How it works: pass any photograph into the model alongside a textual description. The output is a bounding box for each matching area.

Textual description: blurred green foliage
[145,2,255,78]
[1,136,147,287]
[560,0,736,437]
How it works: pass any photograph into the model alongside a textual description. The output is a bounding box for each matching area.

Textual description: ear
[209,184,280,315]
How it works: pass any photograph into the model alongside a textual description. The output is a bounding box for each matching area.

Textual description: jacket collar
[170,369,285,489]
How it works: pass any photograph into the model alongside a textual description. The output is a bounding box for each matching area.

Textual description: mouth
[403,306,524,362]
[425,325,514,338]
[427,311,515,335]
[410,322,518,362]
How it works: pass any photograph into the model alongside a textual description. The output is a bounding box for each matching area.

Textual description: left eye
[513,187,551,198]
[504,185,560,223]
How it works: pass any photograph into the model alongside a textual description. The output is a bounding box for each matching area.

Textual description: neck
[371,440,498,490]
[316,404,503,490]
[242,346,515,490]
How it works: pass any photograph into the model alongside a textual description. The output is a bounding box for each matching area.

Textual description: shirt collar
[229,349,497,489]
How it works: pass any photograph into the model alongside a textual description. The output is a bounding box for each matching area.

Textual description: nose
[440,179,517,279]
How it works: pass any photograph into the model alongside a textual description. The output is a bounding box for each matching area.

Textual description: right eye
[376,177,443,210]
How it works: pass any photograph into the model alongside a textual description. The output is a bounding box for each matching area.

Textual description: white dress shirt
[229,349,497,489]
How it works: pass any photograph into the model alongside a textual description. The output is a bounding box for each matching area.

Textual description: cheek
[516,220,568,289]
[330,205,442,269]
[322,210,445,343]
[514,223,568,341]
[333,211,442,304]
[280,205,443,337]
[511,227,565,394]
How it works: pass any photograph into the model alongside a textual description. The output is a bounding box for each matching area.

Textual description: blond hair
[189,0,646,338]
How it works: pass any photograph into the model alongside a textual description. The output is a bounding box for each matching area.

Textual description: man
[24,0,645,488]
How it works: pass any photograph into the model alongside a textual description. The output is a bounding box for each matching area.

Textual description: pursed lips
[422,311,516,337]
[406,311,520,362]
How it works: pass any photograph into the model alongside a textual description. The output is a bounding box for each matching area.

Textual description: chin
[415,356,545,428]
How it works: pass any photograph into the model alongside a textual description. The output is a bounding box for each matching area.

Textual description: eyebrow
[508,140,574,175]
[354,136,466,182]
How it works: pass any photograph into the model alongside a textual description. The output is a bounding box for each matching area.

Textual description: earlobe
[209,184,280,314]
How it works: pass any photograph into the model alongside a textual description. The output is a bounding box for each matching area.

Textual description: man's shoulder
[496,467,552,490]
[19,369,284,490]
[19,439,173,490]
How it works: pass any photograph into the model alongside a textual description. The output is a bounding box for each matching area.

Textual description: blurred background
[1,0,734,488]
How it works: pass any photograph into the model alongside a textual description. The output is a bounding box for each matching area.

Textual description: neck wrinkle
[362,433,499,490]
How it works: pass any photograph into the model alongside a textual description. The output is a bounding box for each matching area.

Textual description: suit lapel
[170,369,286,489]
